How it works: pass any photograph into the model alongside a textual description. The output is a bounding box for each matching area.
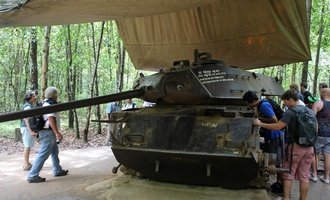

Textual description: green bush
[0,120,20,138]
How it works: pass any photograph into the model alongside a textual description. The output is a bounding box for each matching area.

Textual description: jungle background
[0,0,329,148]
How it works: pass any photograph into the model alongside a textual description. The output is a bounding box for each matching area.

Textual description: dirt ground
[0,146,271,200]
[1,143,329,200]
[0,146,116,200]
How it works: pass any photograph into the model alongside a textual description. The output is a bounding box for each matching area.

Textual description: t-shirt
[297,92,304,101]
[302,91,312,104]
[258,101,284,140]
[43,99,60,129]
[122,102,136,110]
[280,105,315,140]
[280,106,297,127]
[106,102,120,113]
[316,100,330,137]
[20,102,33,127]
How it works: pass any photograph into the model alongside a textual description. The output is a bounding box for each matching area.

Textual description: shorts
[282,144,314,182]
[20,127,35,148]
[315,136,330,154]
[263,136,284,166]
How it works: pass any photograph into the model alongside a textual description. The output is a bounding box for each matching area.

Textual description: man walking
[27,86,68,183]
[106,101,120,145]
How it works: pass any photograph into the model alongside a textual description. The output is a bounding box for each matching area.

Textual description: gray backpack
[289,106,318,147]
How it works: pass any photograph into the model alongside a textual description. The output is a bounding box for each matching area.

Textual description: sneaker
[54,169,69,177]
[27,176,46,183]
[309,176,318,182]
[320,176,329,184]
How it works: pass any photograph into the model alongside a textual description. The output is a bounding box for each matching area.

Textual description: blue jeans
[27,130,62,179]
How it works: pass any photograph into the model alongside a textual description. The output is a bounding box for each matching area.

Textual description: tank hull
[111,105,266,188]
[112,147,260,188]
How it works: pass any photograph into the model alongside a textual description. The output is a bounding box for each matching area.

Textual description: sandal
[23,164,32,171]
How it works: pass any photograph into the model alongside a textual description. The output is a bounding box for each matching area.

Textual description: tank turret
[135,50,283,105]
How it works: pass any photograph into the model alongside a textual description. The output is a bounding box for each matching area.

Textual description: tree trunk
[30,27,38,91]
[65,25,75,128]
[94,23,105,135]
[4,38,22,110]
[23,44,31,94]
[72,25,80,138]
[117,41,125,93]
[301,0,312,84]
[301,62,308,85]
[41,26,51,99]
[4,66,20,110]
[312,0,325,95]
[13,42,23,109]
[291,63,296,84]
[95,73,102,135]
[83,22,105,142]
[14,128,22,142]
[74,109,80,139]
[107,21,115,80]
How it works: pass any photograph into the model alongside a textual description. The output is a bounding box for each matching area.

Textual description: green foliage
[310,0,330,48]
[0,21,142,113]
[0,121,20,138]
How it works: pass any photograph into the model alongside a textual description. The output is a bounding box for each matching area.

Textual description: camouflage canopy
[0,0,310,71]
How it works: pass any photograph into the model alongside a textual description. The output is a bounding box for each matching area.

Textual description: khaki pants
[107,123,119,143]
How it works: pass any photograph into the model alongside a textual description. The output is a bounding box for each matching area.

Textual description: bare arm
[259,115,278,123]
[254,118,286,130]
[312,100,323,114]
[23,118,37,137]
[48,116,63,141]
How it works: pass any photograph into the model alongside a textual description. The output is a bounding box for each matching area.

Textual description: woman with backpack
[20,91,37,170]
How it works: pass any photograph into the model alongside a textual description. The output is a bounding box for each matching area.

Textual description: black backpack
[289,106,318,147]
[29,115,47,132]
[258,99,284,120]
[28,99,57,132]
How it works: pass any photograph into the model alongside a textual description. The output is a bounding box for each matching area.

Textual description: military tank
[0,50,284,189]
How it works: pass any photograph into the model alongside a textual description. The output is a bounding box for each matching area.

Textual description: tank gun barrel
[0,89,145,123]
